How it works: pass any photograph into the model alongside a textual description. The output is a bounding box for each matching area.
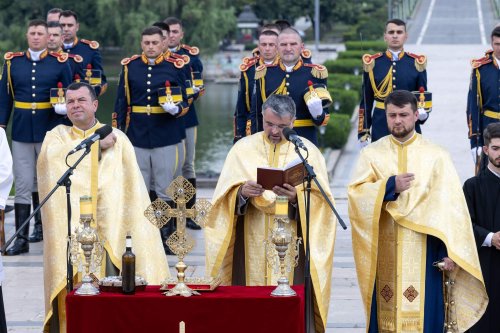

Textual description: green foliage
[329,73,362,94]
[324,59,361,75]
[337,50,367,60]
[344,41,387,52]
[330,88,359,116]
[323,113,351,149]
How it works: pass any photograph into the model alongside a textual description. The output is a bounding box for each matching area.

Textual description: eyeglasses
[263,121,291,130]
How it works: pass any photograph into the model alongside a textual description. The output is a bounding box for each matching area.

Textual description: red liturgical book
[257,159,306,190]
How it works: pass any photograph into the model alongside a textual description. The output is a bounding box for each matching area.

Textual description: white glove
[471,147,482,164]
[306,97,323,118]
[417,108,428,121]
[358,138,370,149]
[193,86,200,94]
[53,103,67,115]
[161,102,179,115]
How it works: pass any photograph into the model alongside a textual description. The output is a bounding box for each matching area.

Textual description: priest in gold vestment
[37,83,169,333]
[348,91,487,333]
[205,95,336,333]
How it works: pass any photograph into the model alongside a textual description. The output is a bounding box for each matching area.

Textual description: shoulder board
[170,52,190,64]
[67,54,83,63]
[254,64,267,80]
[471,55,492,69]
[120,54,140,66]
[304,63,328,79]
[49,52,69,63]
[181,44,199,56]
[4,51,24,60]
[239,57,258,72]
[80,39,100,49]
[301,48,312,59]
[362,52,382,72]
[165,57,185,69]
[406,52,427,71]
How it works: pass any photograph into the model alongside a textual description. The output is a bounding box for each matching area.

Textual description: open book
[257,158,306,190]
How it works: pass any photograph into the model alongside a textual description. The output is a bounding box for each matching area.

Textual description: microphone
[282,127,307,151]
[68,125,113,155]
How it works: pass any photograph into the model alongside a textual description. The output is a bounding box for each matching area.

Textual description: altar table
[66,285,305,333]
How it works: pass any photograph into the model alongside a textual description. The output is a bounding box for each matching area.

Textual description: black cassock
[463,168,500,333]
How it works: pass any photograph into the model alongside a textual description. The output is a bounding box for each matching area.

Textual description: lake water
[99,81,237,175]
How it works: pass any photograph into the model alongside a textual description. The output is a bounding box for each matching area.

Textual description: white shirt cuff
[482,232,494,247]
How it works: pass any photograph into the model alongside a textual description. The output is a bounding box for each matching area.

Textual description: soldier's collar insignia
[279,58,303,71]
[385,49,404,60]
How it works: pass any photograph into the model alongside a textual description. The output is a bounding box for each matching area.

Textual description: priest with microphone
[37,82,169,333]
[205,94,336,333]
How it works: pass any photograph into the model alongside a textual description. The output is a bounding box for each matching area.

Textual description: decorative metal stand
[69,196,104,296]
[265,196,301,297]
[145,176,212,297]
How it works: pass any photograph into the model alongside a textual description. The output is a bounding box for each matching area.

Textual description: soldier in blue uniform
[164,17,205,230]
[234,30,279,143]
[47,21,84,82]
[59,10,107,96]
[113,26,189,255]
[358,19,428,146]
[466,27,500,172]
[250,28,330,146]
[0,19,72,255]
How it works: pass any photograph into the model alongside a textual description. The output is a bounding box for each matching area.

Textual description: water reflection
[98,81,237,175]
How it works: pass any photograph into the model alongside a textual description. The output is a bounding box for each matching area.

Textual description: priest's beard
[390,125,414,139]
[487,154,500,168]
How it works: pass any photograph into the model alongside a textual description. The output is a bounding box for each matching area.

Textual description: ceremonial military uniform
[250,59,329,145]
[63,38,107,95]
[114,53,189,251]
[55,50,84,82]
[235,55,259,142]
[467,50,500,150]
[0,50,72,255]
[358,50,428,142]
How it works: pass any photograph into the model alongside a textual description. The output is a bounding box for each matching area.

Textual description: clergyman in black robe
[463,122,500,333]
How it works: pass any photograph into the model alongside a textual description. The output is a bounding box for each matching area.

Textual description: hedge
[329,88,359,116]
[329,73,362,94]
[344,41,386,52]
[324,59,362,75]
[323,113,352,149]
[337,50,369,60]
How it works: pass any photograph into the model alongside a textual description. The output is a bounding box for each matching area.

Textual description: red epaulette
[67,53,83,63]
[120,55,140,66]
[165,56,185,69]
[362,52,383,72]
[471,54,492,69]
[301,48,312,59]
[49,52,69,63]
[180,44,199,56]
[239,56,259,72]
[304,63,328,79]
[170,52,190,65]
[406,52,427,65]
[4,52,24,60]
[80,39,99,49]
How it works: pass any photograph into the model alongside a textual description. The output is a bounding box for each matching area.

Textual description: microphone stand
[1,146,93,292]
[294,146,346,333]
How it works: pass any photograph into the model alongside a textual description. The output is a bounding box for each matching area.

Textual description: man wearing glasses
[205,94,336,333]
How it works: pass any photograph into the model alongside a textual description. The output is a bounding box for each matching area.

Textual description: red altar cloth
[66,285,304,333]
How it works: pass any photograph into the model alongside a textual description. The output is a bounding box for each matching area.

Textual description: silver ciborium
[69,196,104,296]
[266,196,301,297]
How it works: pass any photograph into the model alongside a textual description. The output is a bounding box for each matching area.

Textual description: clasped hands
[240,180,297,204]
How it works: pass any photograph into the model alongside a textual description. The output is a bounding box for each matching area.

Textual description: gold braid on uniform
[475,69,482,114]
[273,78,288,96]
[255,64,267,102]
[369,67,393,100]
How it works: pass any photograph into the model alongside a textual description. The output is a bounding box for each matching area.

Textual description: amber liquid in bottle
[122,235,136,295]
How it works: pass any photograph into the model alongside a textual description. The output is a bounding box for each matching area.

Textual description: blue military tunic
[170,44,203,129]
[234,55,259,141]
[250,59,330,145]
[63,37,107,95]
[466,50,500,149]
[0,50,72,143]
[358,50,428,142]
[114,53,189,149]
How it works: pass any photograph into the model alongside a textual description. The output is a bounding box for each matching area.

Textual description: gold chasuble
[205,132,336,333]
[348,134,487,333]
[37,123,169,333]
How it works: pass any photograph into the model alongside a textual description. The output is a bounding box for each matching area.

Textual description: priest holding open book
[205,94,336,333]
